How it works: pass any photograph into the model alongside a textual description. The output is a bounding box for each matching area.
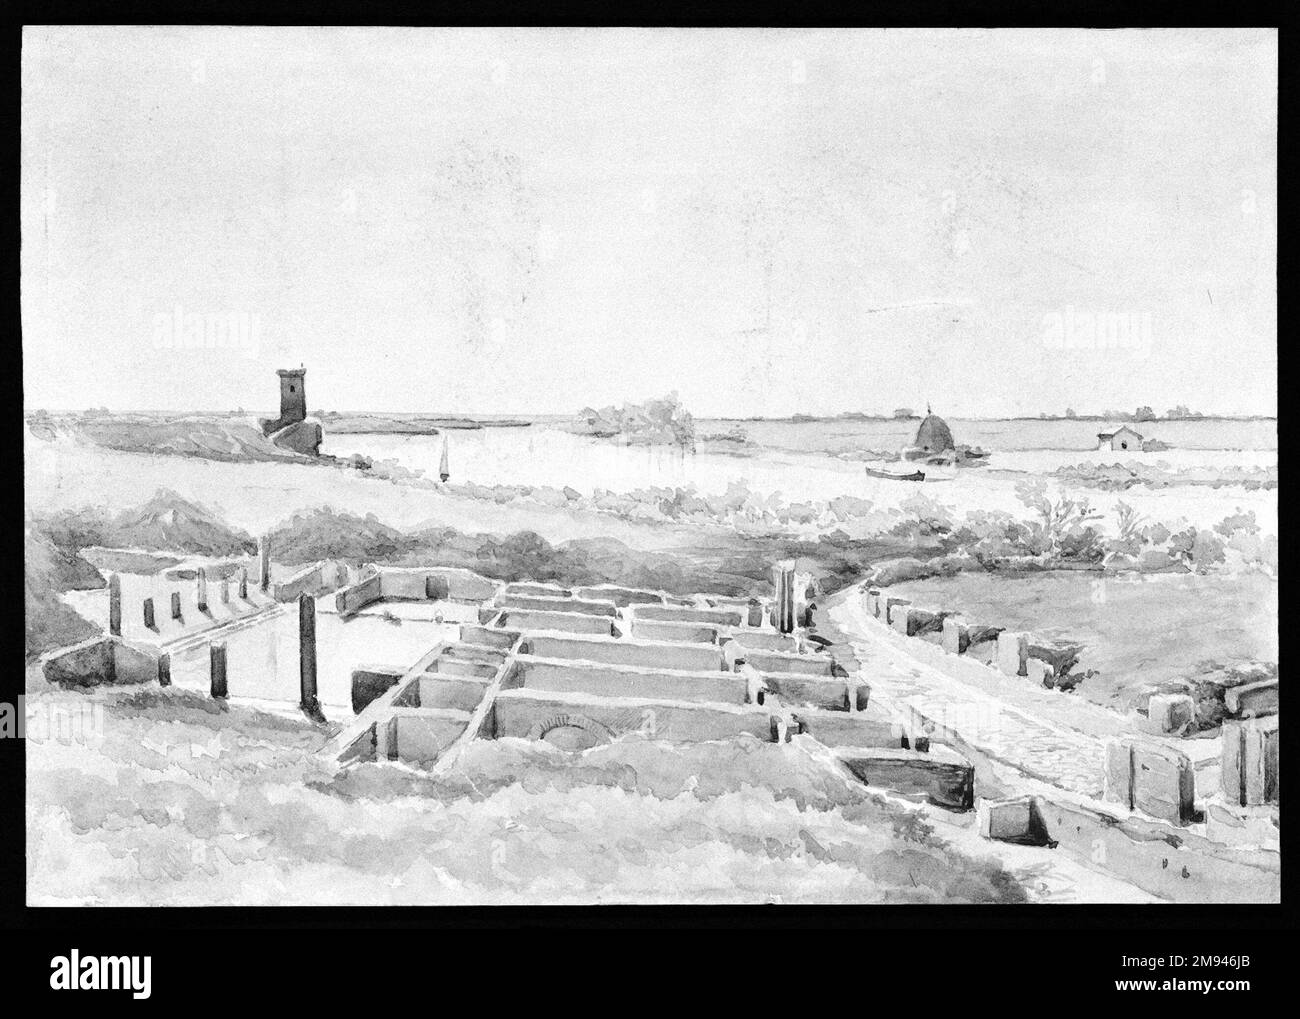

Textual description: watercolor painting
[22,27,1276,905]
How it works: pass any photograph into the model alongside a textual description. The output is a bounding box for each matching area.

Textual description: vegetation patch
[26,687,1028,905]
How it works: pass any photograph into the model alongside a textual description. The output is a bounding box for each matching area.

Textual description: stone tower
[277,368,307,425]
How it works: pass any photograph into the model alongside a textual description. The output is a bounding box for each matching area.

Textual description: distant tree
[1166,405,1203,420]
[574,393,695,449]
[1065,407,1077,419]
[892,407,915,419]
[1133,406,1156,422]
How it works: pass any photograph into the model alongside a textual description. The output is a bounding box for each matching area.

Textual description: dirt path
[823,588,1217,799]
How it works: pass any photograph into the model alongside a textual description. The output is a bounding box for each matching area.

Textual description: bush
[1014,479,1102,561]
[575,393,696,449]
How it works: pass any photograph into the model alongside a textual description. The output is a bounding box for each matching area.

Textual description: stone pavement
[827,594,1120,798]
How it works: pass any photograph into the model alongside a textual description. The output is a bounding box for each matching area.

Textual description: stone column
[210,642,228,699]
[170,591,182,620]
[299,594,321,719]
[772,561,796,634]
[108,574,122,637]
[220,576,230,604]
[196,568,208,611]
[142,597,155,630]
[239,568,249,600]
[259,535,271,592]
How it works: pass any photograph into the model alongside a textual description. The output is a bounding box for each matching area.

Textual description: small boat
[865,466,925,481]
[439,438,450,482]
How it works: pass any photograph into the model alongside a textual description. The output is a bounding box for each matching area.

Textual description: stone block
[1225,679,1278,718]
[741,649,835,676]
[840,744,975,811]
[996,631,1028,676]
[981,797,1030,840]
[1104,737,1196,825]
[966,624,1004,647]
[977,796,1055,846]
[457,624,520,649]
[336,572,383,616]
[628,619,717,644]
[527,634,723,671]
[1146,693,1196,734]
[885,597,911,625]
[1027,639,1084,679]
[515,659,747,704]
[941,617,969,654]
[904,607,944,636]
[351,665,405,714]
[572,585,665,607]
[499,594,618,617]
[508,582,572,598]
[772,706,901,749]
[635,604,744,627]
[504,609,615,636]
[761,674,851,711]
[1025,657,1053,686]
[1221,715,1279,806]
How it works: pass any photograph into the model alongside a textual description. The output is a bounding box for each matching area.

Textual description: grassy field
[887,570,1278,716]
[26,687,1028,905]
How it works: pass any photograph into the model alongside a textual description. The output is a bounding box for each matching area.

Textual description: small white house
[1097,425,1144,451]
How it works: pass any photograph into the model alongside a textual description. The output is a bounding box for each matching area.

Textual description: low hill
[25,530,102,660]
[32,489,257,560]
[266,508,416,563]
[106,489,257,557]
[45,412,312,463]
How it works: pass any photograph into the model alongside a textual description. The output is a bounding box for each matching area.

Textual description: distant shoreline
[23,410,1276,426]
[321,413,533,434]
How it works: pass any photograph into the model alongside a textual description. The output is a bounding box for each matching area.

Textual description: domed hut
[902,405,956,460]
[914,409,955,454]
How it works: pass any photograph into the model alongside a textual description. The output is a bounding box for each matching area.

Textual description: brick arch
[528,714,614,749]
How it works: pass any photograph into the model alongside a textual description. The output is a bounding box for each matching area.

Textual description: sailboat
[439,436,450,482]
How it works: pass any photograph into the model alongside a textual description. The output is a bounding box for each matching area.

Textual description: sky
[22,27,1276,418]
